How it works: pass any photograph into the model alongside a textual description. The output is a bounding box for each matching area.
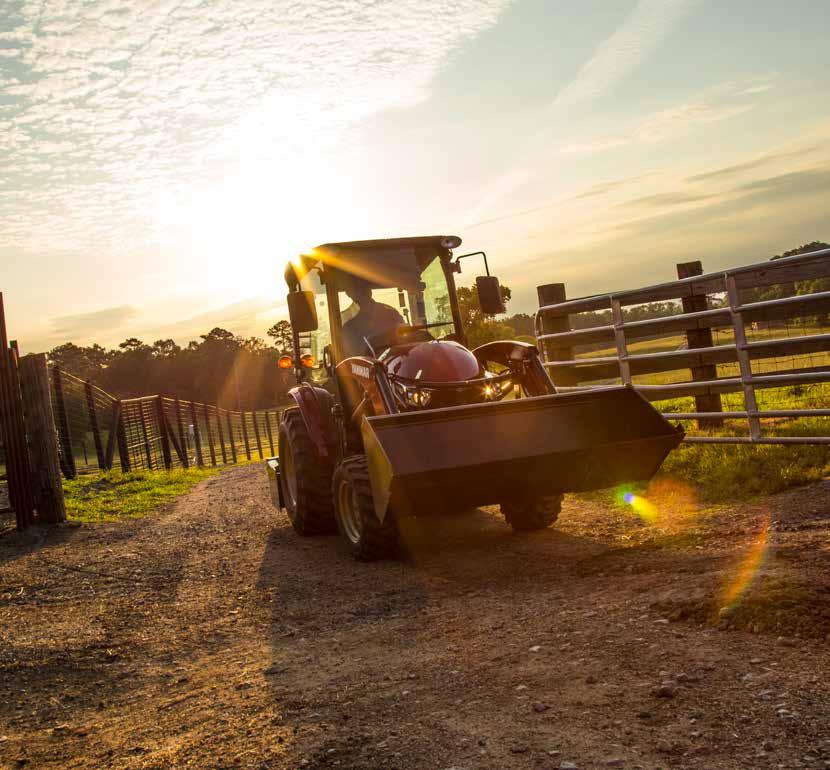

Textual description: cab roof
[312,235,461,253]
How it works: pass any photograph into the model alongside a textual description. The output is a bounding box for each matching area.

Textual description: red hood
[385,340,481,382]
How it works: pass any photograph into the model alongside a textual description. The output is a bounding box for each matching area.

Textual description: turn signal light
[278,355,293,369]
[301,354,314,368]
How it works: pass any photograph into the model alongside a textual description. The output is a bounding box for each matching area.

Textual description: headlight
[403,386,432,408]
[483,380,511,400]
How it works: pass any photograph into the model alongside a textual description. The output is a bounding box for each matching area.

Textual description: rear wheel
[501,494,563,532]
[333,456,398,561]
[278,408,336,535]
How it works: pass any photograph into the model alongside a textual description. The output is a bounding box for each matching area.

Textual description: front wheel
[278,409,336,535]
[333,456,398,561]
[501,494,563,532]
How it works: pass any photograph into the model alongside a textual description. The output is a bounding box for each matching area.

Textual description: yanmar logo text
[350,363,371,379]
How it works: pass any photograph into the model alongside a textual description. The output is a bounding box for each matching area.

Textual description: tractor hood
[385,340,480,382]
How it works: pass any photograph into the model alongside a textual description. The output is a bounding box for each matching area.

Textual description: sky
[1,0,829,352]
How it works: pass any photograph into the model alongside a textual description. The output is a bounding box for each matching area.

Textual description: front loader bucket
[361,386,683,521]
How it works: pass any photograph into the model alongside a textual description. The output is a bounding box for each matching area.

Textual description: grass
[64,467,221,523]
[658,431,830,502]
[653,383,829,500]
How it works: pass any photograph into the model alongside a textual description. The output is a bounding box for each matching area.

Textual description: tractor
[267,236,682,560]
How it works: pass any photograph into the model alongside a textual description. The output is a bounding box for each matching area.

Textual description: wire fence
[51,367,282,478]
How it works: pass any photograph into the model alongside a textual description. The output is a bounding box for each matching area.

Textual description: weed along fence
[535,247,830,444]
[51,367,281,478]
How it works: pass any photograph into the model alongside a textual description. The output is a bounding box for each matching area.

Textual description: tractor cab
[282,236,503,388]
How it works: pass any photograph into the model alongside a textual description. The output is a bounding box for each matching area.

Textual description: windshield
[337,255,455,358]
[297,268,332,383]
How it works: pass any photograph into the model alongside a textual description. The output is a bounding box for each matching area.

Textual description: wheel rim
[337,477,362,545]
[282,440,298,510]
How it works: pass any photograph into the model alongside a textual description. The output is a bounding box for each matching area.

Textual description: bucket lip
[365,385,648,426]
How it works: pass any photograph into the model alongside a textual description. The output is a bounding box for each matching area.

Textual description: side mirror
[476,275,505,315]
[287,290,318,332]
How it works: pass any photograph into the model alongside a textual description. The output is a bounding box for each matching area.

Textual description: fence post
[536,283,576,387]
[264,410,276,456]
[0,299,35,529]
[202,403,216,466]
[216,408,228,464]
[19,354,66,524]
[156,396,172,470]
[226,411,237,463]
[103,400,122,470]
[116,402,131,472]
[85,380,106,469]
[241,412,252,460]
[51,366,77,479]
[252,410,263,459]
[174,397,189,468]
[677,261,724,428]
[189,401,204,466]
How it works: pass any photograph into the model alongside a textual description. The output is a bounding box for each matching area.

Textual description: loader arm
[472,340,556,396]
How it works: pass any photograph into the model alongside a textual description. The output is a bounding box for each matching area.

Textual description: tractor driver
[341,278,404,357]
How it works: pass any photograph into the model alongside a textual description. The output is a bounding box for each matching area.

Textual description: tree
[47,342,110,380]
[436,283,513,348]
[118,337,149,353]
[152,339,180,358]
[267,320,293,353]
[743,241,829,324]
[200,327,238,347]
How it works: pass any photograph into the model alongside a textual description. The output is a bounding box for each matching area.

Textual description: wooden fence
[0,294,66,529]
[535,247,830,444]
[51,367,281,478]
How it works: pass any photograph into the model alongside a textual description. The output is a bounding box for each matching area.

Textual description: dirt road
[1,466,829,769]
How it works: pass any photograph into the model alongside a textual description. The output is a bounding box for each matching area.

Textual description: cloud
[0,0,512,257]
[501,159,830,308]
[620,190,715,209]
[733,166,830,198]
[553,0,701,107]
[466,173,650,228]
[150,297,281,343]
[686,145,819,184]
[462,0,699,226]
[561,87,757,156]
[607,164,830,240]
[570,174,653,200]
[49,305,137,338]
[742,83,774,95]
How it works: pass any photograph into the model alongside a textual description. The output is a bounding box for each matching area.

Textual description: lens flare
[615,477,700,529]
[719,518,771,614]
[623,491,658,523]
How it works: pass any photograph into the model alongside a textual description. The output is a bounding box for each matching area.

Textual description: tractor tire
[277,408,336,536]
[333,455,398,561]
[501,494,563,532]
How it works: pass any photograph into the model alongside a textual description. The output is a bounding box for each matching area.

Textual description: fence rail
[51,367,281,478]
[535,247,830,444]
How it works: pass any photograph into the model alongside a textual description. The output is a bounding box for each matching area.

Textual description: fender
[287,383,337,460]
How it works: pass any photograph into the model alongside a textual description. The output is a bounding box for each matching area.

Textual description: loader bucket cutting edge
[360,386,683,521]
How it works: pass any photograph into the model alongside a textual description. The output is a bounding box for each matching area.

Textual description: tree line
[48,324,296,410]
